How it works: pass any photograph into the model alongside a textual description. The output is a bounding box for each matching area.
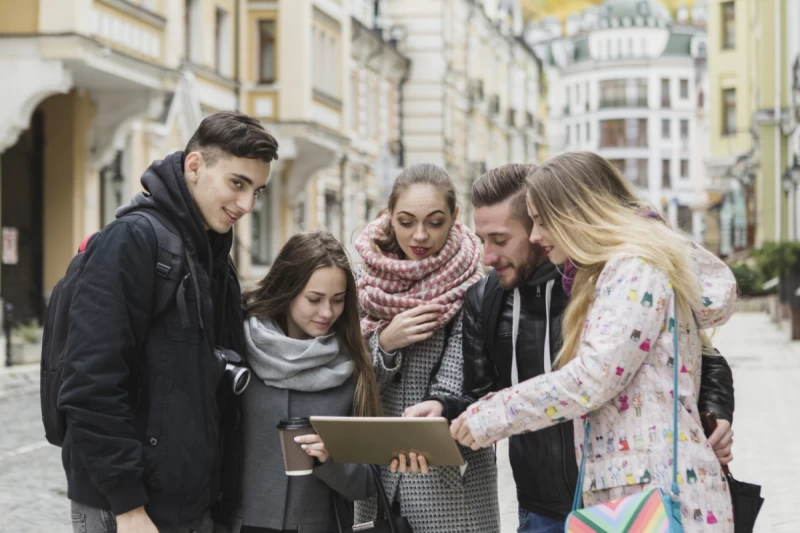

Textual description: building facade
[707,0,798,254]
[0,0,237,320]
[235,0,410,278]
[0,0,545,321]
[527,0,714,244]
[384,0,544,220]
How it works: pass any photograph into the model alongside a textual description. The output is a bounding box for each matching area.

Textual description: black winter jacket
[59,152,245,529]
[432,263,735,520]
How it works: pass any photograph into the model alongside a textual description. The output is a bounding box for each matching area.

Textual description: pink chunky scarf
[355,216,483,336]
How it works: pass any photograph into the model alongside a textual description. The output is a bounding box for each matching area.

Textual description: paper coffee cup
[277,417,316,476]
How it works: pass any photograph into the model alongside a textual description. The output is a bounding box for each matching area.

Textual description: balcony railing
[598,97,648,109]
[599,137,648,148]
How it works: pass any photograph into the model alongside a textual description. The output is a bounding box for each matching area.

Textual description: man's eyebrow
[232,173,266,192]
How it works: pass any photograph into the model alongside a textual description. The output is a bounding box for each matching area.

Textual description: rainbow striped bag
[565,306,684,533]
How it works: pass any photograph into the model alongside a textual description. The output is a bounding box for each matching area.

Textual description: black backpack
[40,209,184,447]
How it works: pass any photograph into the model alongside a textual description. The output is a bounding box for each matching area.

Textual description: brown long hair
[373,163,457,258]
[243,231,381,417]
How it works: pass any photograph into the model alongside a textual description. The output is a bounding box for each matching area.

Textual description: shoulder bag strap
[670,292,681,498]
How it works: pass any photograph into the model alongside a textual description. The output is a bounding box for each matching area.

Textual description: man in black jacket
[427,164,735,533]
[59,112,278,533]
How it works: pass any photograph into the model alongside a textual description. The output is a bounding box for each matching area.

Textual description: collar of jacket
[524,261,563,288]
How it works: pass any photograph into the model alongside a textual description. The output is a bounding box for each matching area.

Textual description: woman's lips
[543,246,554,255]
[410,246,430,256]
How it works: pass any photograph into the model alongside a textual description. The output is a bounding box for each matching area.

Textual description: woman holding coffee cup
[233,231,382,533]
[353,164,500,532]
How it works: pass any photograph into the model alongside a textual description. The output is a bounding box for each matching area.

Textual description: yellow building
[234,0,410,278]
[0,0,241,320]
[0,0,545,320]
[706,0,794,254]
[0,0,412,318]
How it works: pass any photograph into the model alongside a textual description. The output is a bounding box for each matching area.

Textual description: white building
[382,0,545,217]
[528,0,712,242]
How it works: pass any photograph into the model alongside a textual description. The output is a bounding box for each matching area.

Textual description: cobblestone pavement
[0,365,70,533]
[1,312,797,533]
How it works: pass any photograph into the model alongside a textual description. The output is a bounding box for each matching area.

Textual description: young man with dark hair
[425,164,736,533]
[59,111,278,533]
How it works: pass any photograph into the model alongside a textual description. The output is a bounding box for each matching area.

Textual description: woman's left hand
[295,434,329,463]
[450,412,480,450]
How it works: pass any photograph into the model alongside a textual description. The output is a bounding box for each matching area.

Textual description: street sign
[2,227,18,265]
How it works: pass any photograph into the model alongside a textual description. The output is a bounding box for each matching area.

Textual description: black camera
[213,347,252,396]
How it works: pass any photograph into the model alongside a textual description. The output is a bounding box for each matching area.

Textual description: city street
[0,312,797,532]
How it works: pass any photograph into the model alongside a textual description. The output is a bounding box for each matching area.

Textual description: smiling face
[286,265,347,339]
[184,150,271,234]
[390,184,459,260]
[527,197,568,265]
[474,198,546,290]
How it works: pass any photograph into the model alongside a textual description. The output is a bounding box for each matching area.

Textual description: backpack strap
[481,272,503,355]
[122,210,185,319]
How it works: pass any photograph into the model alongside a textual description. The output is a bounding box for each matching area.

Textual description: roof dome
[597,0,672,27]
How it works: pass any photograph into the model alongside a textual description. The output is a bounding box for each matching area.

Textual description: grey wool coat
[233,374,378,533]
[353,312,500,533]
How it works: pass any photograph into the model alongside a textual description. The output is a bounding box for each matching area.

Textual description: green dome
[598,0,673,26]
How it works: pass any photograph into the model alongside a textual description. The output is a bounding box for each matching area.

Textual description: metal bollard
[4,302,13,367]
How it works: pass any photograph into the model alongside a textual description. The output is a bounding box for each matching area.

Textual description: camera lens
[229,365,251,395]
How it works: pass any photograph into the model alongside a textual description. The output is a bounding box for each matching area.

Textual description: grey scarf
[244,316,355,391]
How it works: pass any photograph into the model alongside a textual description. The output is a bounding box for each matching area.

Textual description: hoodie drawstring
[511,279,555,385]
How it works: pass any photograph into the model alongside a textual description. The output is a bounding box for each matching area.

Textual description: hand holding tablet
[309,416,465,468]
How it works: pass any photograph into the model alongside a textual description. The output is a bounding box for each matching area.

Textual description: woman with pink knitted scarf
[353,164,500,533]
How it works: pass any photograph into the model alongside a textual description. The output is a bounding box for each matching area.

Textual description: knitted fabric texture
[355,216,483,336]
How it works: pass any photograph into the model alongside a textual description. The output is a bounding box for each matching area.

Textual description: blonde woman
[451,152,737,532]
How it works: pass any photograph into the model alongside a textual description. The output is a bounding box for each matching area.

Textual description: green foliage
[753,241,800,280]
[729,263,765,297]
[13,319,41,344]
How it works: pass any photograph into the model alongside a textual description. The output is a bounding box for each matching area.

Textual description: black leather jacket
[431,263,735,520]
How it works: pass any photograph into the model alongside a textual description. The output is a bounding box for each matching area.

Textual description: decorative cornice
[183,60,240,90]
[96,0,166,29]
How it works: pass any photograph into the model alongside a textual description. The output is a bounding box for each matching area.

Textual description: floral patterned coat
[465,241,737,533]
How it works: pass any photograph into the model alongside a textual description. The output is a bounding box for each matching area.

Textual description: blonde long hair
[526,152,703,367]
